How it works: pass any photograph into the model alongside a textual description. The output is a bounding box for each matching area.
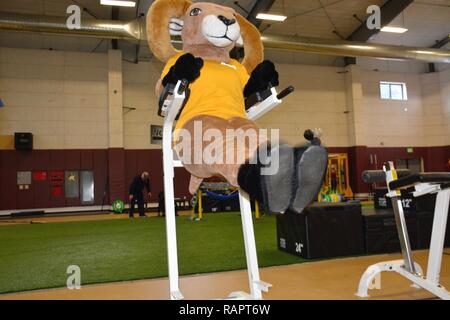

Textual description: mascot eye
[189,8,202,16]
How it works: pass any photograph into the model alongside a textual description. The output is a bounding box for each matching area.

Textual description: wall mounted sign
[50,171,64,186]
[33,171,47,181]
[17,171,32,185]
[151,125,163,144]
[65,171,79,198]
[50,171,64,197]
[52,185,63,197]
[17,171,32,191]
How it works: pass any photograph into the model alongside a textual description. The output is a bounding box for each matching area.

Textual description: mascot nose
[218,15,236,26]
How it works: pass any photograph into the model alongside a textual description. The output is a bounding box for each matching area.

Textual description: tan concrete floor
[1,250,449,300]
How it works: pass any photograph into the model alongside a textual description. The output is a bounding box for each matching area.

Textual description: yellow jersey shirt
[161,52,250,130]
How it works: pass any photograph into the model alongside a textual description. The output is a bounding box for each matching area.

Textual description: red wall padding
[0,146,448,210]
[0,149,191,210]
[0,150,108,210]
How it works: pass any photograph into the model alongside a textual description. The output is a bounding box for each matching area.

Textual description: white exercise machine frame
[162,81,285,300]
[356,162,450,300]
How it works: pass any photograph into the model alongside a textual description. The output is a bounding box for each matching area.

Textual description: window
[380,81,408,101]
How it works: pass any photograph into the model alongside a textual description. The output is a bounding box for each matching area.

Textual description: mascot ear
[236,14,264,73]
[146,0,192,62]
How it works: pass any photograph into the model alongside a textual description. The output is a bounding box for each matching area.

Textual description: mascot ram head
[146,0,264,73]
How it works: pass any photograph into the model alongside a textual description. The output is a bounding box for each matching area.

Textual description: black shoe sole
[290,146,328,213]
[260,144,294,213]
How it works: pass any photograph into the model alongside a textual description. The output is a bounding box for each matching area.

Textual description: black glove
[162,53,204,86]
[244,60,279,98]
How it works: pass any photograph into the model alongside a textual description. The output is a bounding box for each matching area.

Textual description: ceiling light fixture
[380,26,408,34]
[256,13,287,22]
[100,0,136,7]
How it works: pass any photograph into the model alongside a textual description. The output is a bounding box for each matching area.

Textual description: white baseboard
[0,202,159,217]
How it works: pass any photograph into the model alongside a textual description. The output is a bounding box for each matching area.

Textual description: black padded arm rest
[389,173,450,190]
[277,86,295,99]
[362,169,411,184]
[245,88,272,110]
[157,79,190,118]
[244,86,295,110]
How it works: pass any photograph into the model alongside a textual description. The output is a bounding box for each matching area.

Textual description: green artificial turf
[0,213,307,294]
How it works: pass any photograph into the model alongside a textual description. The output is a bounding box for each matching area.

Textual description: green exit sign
[407,147,414,154]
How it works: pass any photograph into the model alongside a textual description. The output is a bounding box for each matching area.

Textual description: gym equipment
[319,153,353,203]
[191,188,261,220]
[161,80,293,300]
[277,203,364,259]
[112,199,124,214]
[416,211,450,249]
[373,186,437,212]
[191,182,239,220]
[362,209,418,254]
[356,162,450,300]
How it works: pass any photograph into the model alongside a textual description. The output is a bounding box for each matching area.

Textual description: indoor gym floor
[1,212,449,300]
[0,250,448,300]
[0,212,450,300]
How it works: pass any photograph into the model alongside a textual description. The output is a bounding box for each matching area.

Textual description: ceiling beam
[429,35,450,72]
[246,0,276,28]
[345,0,413,65]
[131,0,142,64]
[111,6,120,50]
[347,0,414,42]
[432,35,450,49]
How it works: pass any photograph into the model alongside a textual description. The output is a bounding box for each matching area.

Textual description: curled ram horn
[169,18,184,36]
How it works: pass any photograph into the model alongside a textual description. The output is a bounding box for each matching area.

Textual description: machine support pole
[239,190,262,299]
[390,196,416,274]
[427,189,450,283]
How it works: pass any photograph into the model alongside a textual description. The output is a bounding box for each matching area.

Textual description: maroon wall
[328,145,450,194]
[122,149,190,203]
[0,149,191,211]
[1,145,449,210]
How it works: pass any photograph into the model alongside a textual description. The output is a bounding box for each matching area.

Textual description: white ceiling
[0,0,254,18]
[0,0,449,65]
[370,0,450,47]
[263,0,386,39]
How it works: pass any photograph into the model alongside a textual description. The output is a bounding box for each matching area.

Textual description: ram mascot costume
[147,0,327,214]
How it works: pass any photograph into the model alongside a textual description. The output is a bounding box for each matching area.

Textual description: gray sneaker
[290,146,328,213]
[260,143,294,214]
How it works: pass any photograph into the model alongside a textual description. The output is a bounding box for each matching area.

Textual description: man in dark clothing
[129,171,151,218]
[157,191,179,217]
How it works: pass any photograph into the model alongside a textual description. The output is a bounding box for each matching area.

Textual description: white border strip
[0,203,159,216]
